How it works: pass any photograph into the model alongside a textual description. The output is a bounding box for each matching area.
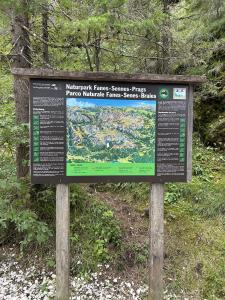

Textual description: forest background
[0,0,225,299]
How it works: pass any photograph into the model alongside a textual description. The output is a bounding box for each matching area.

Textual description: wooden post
[149,183,164,300]
[187,85,193,181]
[56,184,70,300]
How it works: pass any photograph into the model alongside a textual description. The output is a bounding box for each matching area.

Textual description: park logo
[159,88,170,100]
[173,88,186,100]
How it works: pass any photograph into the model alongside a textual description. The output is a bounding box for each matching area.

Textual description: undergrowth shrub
[0,174,53,250]
[30,184,56,224]
[0,91,54,250]
[119,242,148,268]
[70,184,122,275]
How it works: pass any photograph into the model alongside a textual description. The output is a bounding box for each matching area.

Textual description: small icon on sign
[51,84,62,90]
[173,88,186,100]
[159,88,170,100]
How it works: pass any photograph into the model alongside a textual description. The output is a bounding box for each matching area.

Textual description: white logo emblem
[173,88,186,100]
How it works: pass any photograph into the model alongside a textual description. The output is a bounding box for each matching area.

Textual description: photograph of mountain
[66,98,156,176]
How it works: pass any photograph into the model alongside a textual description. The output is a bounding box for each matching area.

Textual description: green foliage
[174,1,225,148]
[0,176,53,250]
[187,181,225,218]
[202,259,225,299]
[69,184,122,274]
[165,184,182,205]
[206,112,225,148]
[0,76,29,160]
[121,242,148,266]
[165,137,225,204]
[0,73,52,250]
[29,185,56,224]
[165,203,225,299]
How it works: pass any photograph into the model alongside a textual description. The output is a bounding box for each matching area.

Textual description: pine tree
[11,0,31,177]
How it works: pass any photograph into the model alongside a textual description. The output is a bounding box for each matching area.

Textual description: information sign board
[30,79,190,183]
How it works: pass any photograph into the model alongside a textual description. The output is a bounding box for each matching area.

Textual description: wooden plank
[12,68,206,84]
[56,184,70,300]
[149,183,164,300]
[187,85,193,181]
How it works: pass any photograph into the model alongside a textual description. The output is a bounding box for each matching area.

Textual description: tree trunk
[94,31,101,71]
[42,2,49,66]
[161,0,171,74]
[12,0,31,178]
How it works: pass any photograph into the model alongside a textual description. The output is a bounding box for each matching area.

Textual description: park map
[66,98,156,176]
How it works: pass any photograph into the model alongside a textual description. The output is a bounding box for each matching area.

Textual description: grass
[165,201,225,299]
[163,139,225,299]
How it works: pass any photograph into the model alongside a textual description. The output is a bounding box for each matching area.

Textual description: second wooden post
[56,184,70,300]
[149,183,164,300]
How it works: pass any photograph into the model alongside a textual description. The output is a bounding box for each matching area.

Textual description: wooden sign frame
[12,68,205,300]
[12,68,203,184]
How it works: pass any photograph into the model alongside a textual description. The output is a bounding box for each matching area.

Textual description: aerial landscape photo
[66,98,156,176]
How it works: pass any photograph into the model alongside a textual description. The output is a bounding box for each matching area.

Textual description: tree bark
[160,0,171,74]
[12,0,31,177]
[94,31,101,71]
[42,3,49,66]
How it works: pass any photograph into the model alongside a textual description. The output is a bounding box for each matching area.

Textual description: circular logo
[159,88,170,100]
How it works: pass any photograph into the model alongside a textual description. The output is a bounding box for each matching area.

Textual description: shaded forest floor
[90,187,149,282]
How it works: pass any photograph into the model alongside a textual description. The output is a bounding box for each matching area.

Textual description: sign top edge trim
[11,68,206,84]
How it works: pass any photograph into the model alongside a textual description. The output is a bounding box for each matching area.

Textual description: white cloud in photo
[131,101,156,110]
[67,98,96,108]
